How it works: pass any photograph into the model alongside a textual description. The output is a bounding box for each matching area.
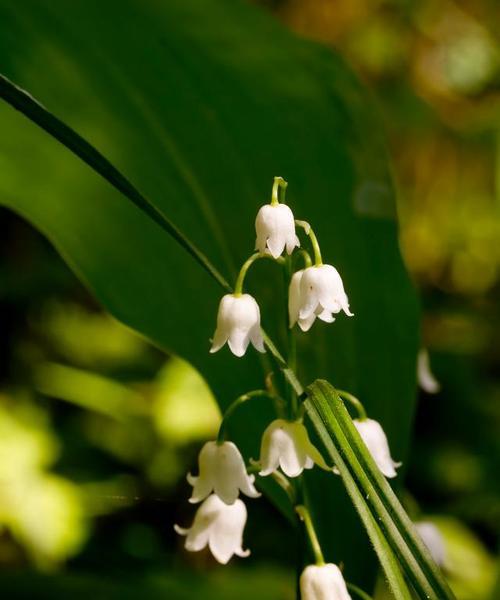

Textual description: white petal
[316,308,335,323]
[249,323,265,353]
[298,313,317,332]
[228,330,251,357]
[210,327,228,353]
[213,442,260,503]
[267,234,286,259]
[209,295,234,353]
[188,442,217,503]
[258,420,285,476]
[208,497,249,564]
[286,234,300,255]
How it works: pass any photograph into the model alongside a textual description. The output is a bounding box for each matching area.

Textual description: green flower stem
[271,469,296,504]
[295,220,322,266]
[271,176,288,206]
[234,252,285,295]
[234,252,261,295]
[295,504,325,566]
[296,248,313,269]
[217,390,269,444]
[336,389,368,421]
[347,582,373,600]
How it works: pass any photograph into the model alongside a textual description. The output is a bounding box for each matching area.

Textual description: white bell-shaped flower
[259,419,329,478]
[353,418,401,478]
[187,441,260,505]
[300,563,352,600]
[415,521,447,567]
[210,293,265,357]
[255,203,300,259]
[174,494,250,564]
[289,270,330,331]
[289,265,353,331]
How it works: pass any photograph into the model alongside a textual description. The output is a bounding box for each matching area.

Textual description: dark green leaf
[0,0,418,583]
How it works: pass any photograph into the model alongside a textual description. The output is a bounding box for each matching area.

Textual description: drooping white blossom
[255,203,300,259]
[416,521,447,567]
[417,349,441,394]
[187,441,260,505]
[210,293,265,357]
[300,563,352,600]
[289,265,353,331]
[259,419,329,478]
[174,494,250,564]
[289,270,330,331]
[353,418,401,479]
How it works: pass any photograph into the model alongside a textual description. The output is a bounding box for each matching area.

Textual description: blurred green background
[0,0,499,598]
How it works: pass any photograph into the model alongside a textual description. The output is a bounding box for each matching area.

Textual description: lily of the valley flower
[187,441,260,505]
[300,563,352,600]
[210,293,265,357]
[353,418,401,479]
[259,419,329,478]
[174,494,249,564]
[416,521,447,567]
[289,265,353,331]
[255,203,300,259]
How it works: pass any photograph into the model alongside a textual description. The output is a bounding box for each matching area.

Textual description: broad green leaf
[0,0,419,584]
[305,380,456,599]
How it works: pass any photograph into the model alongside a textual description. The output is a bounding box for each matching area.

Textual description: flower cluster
[176,178,401,598]
[210,178,353,358]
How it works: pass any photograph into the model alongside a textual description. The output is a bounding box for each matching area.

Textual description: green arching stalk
[233,252,261,295]
[336,389,368,421]
[217,390,269,444]
[296,248,313,269]
[271,176,288,206]
[270,469,296,504]
[295,220,322,266]
[234,252,285,295]
[347,582,373,600]
[295,504,325,566]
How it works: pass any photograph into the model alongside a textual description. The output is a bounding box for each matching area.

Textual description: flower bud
[210,293,265,357]
[255,203,299,259]
[259,419,328,478]
[300,563,352,600]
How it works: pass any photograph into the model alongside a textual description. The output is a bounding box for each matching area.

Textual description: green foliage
[0,0,418,586]
[0,398,88,568]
